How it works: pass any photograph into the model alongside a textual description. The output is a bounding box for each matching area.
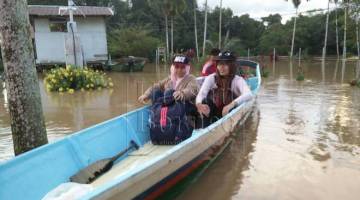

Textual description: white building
[28,5,113,65]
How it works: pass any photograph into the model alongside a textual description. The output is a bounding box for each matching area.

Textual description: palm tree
[205,30,240,51]
[342,0,349,69]
[169,0,186,57]
[193,0,200,60]
[202,0,208,57]
[322,0,330,62]
[286,0,302,59]
[334,0,340,58]
[349,0,360,79]
[148,0,171,60]
[219,0,223,49]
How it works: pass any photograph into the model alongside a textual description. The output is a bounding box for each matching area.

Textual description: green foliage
[262,70,270,78]
[296,73,305,81]
[27,0,360,59]
[108,27,160,60]
[44,66,113,93]
[193,56,207,71]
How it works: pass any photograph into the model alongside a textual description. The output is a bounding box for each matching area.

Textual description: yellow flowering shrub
[44,66,114,92]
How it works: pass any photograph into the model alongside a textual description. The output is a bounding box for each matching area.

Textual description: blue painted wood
[0,107,150,200]
[0,60,261,200]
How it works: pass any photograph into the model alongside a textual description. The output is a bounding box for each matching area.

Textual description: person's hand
[173,91,185,101]
[138,94,149,104]
[196,103,210,117]
[222,102,236,116]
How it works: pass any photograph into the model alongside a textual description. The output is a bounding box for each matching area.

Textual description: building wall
[33,16,108,64]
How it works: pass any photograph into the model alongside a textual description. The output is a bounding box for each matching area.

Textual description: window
[49,17,67,32]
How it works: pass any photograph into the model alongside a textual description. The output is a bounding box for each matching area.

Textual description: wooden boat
[108,57,146,72]
[0,60,261,200]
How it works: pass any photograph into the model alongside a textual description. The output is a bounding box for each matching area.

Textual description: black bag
[149,93,193,145]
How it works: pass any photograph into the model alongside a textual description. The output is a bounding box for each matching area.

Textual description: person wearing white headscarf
[138,55,198,104]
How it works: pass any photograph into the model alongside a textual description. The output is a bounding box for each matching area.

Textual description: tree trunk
[322,0,330,62]
[202,0,208,57]
[356,14,360,79]
[356,16,359,61]
[335,2,340,59]
[342,5,347,69]
[290,9,298,59]
[171,16,174,57]
[193,0,199,61]
[218,0,223,49]
[165,14,169,61]
[0,0,48,155]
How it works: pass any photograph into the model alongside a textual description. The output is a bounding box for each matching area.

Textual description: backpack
[149,93,193,145]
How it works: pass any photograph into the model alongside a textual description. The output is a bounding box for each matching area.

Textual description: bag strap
[160,106,168,127]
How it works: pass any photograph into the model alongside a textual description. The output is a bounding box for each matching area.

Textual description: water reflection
[178,60,360,200]
[177,108,260,200]
[321,59,326,82]
[341,59,346,83]
[333,59,339,81]
[289,61,293,80]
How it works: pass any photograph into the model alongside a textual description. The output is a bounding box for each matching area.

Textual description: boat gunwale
[0,105,149,168]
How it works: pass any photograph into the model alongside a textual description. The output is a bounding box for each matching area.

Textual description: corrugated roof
[28,5,114,17]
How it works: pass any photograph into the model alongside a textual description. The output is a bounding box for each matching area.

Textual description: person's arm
[181,76,199,100]
[201,61,211,76]
[222,77,253,115]
[196,74,215,104]
[142,78,169,98]
[233,77,253,106]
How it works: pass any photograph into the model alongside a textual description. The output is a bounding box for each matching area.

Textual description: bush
[44,66,113,93]
[296,73,305,81]
[108,27,160,61]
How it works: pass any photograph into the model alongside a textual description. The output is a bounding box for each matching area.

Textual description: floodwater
[1,60,360,200]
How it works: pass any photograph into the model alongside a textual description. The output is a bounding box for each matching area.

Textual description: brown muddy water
[1,60,360,200]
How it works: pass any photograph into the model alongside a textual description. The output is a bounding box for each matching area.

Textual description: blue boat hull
[0,60,261,200]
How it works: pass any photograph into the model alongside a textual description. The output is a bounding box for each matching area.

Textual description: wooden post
[0,0,48,155]
[247,48,250,60]
[298,48,301,66]
[273,48,276,75]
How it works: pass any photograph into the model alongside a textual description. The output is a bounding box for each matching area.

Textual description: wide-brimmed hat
[215,51,236,61]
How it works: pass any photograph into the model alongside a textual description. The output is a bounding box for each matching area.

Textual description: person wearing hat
[195,51,253,127]
[138,55,199,104]
[201,48,221,76]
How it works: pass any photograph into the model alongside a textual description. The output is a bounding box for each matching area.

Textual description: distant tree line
[26,0,360,60]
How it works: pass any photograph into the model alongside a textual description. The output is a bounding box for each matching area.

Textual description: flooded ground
[1,60,360,199]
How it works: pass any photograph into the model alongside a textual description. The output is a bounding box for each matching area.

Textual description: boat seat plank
[91,142,173,187]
